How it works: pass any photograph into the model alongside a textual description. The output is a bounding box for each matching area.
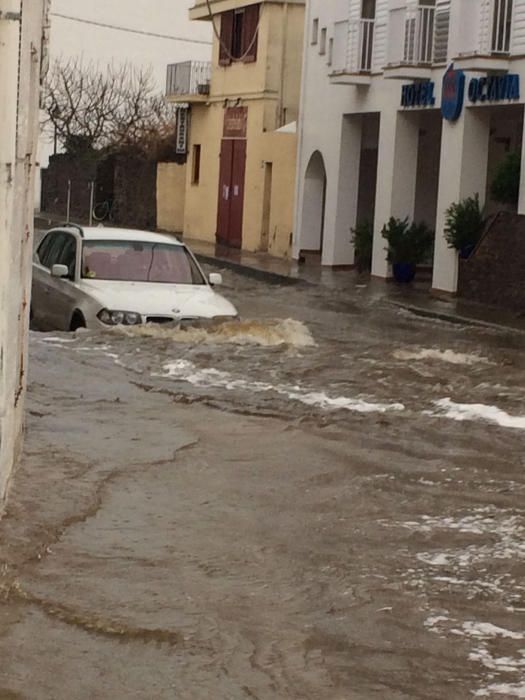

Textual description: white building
[0,0,48,502]
[294,0,525,294]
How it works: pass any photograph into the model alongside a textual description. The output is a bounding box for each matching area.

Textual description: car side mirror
[51,264,70,278]
[209,272,223,286]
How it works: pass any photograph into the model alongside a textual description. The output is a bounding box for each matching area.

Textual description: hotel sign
[176,107,189,154]
[401,81,436,108]
[402,66,521,121]
[468,74,520,103]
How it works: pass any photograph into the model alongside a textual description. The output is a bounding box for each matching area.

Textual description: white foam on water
[474,682,525,697]
[160,359,405,415]
[462,622,524,641]
[394,348,490,365]
[40,336,76,344]
[120,318,316,348]
[433,398,525,430]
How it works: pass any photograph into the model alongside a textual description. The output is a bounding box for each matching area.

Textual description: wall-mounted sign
[401,81,436,108]
[176,107,189,154]
[223,106,248,138]
[441,64,465,122]
[468,74,520,103]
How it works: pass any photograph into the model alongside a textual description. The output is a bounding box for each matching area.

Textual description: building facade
[294,0,525,294]
[166,0,305,257]
[0,0,49,502]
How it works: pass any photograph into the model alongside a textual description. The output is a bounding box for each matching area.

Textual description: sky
[37,0,213,174]
[48,0,213,92]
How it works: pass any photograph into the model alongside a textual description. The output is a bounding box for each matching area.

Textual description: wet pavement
[1,267,524,699]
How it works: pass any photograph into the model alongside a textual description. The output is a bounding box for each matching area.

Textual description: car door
[32,231,68,330]
[52,234,81,330]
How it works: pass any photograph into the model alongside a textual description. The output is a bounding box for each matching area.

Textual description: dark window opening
[219,4,260,65]
[232,9,245,59]
[192,144,201,185]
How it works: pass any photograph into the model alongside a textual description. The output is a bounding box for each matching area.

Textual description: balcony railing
[491,0,513,53]
[404,5,436,64]
[359,19,375,71]
[166,61,211,98]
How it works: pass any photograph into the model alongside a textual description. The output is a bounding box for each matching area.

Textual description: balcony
[329,19,375,86]
[453,0,514,72]
[384,5,437,80]
[166,61,211,103]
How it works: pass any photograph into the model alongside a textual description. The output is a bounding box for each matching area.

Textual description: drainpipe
[278,2,289,127]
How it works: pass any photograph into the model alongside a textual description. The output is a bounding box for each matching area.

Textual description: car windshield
[81,240,206,285]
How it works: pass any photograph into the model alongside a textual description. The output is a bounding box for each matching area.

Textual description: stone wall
[458,211,525,313]
[41,153,98,220]
[113,154,158,230]
[41,151,160,230]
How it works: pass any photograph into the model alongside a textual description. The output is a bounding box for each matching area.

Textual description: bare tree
[42,58,175,153]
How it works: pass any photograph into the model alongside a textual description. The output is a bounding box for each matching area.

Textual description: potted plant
[382,217,434,283]
[351,220,373,272]
[444,194,484,259]
[490,151,520,208]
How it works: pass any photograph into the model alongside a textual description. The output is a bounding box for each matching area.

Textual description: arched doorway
[300,151,327,253]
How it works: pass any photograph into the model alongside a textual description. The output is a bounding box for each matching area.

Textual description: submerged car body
[31,225,238,331]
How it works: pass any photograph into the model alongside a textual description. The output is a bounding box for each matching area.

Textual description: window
[56,234,77,279]
[192,144,201,185]
[312,18,319,44]
[492,0,513,53]
[319,27,327,55]
[219,4,260,65]
[361,0,376,20]
[37,232,68,269]
[328,37,334,66]
[82,241,205,285]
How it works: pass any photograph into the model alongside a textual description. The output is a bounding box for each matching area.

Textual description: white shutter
[333,20,350,71]
[347,0,362,72]
[479,0,493,53]
[511,0,525,53]
[433,0,450,63]
[372,0,389,71]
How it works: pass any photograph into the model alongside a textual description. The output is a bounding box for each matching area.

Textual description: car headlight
[98,309,142,326]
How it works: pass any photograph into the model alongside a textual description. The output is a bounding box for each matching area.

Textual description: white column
[371,110,420,278]
[518,111,525,215]
[322,115,363,266]
[432,107,490,294]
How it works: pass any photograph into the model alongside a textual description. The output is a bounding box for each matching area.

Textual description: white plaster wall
[0,1,45,503]
[294,0,525,291]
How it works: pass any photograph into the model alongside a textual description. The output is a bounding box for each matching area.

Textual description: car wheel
[70,311,86,332]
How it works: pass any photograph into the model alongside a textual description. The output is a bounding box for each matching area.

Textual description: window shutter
[243,3,260,63]
[219,11,233,66]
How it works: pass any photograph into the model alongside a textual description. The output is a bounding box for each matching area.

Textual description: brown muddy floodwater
[0,268,524,699]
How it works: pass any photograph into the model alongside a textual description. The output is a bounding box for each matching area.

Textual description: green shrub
[381,217,434,265]
[351,220,373,271]
[444,195,484,252]
[490,151,520,205]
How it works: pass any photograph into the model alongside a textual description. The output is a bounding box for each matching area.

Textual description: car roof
[48,226,184,247]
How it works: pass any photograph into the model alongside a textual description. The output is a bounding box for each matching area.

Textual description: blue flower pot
[393,262,416,283]
[459,244,475,260]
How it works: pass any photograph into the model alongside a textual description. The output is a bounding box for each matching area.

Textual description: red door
[216,138,246,248]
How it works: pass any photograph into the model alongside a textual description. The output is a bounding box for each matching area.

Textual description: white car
[32,225,238,331]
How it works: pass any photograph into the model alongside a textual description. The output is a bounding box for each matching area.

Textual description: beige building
[164,0,304,257]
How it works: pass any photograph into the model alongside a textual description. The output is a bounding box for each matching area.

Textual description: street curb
[388,300,525,335]
[193,252,306,286]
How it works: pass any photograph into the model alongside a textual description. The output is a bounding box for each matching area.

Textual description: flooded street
[1,269,524,699]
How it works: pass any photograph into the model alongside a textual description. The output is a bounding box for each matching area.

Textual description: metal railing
[359,19,375,71]
[404,5,436,64]
[166,61,211,97]
[491,0,513,53]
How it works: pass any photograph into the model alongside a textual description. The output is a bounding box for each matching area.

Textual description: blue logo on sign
[441,64,465,121]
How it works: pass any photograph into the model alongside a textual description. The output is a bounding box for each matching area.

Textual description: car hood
[79,280,238,319]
